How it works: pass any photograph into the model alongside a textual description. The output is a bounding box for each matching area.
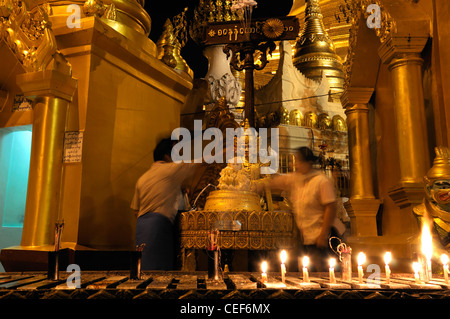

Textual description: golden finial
[104,3,117,21]
[156,19,177,68]
[293,0,344,97]
[424,147,450,184]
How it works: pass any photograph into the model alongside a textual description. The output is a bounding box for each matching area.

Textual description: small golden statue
[203,119,263,212]
[413,147,450,252]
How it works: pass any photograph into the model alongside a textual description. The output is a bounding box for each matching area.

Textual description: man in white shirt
[131,138,201,270]
[258,147,338,271]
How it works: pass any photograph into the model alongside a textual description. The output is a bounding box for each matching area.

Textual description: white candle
[302,256,310,283]
[441,254,449,284]
[421,223,433,281]
[357,252,366,283]
[261,261,268,283]
[413,262,421,284]
[384,252,392,284]
[329,258,336,284]
[280,250,287,283]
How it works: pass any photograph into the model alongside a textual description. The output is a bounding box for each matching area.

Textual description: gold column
[379,36,430,209]
[16,69,77,247]
[387,54,430,183]
[341,88,380,237]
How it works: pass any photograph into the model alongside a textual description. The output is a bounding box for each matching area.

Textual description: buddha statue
[413,147,450,252]
[203,119,263,212]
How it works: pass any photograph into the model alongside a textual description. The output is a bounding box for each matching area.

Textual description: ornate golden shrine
[178,99,295,271]
[179,210,294,251]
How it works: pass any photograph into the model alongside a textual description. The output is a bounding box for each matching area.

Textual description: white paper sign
[63,131,83,163]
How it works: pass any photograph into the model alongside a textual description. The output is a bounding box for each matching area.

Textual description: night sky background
[143,1,294,78]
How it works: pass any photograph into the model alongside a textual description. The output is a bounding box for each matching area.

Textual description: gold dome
[332,115,347,131]
[289,109,303,126]
[304,111,318,128]
[318,113,331,130]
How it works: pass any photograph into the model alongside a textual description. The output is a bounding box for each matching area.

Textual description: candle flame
[280,250,287,264]
[357,252,366,266]
[441,254,449,265]
[261,261,267,273]
[413,261,420,273]
[302,256,309,268]
[421,223,433,261]
[329,257,336,268]
[384,252,392,265]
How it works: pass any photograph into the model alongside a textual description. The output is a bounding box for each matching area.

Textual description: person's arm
[254,174,290,194]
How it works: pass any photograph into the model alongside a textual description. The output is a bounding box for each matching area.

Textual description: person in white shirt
[257,146,338,272]
[131,138,201,270]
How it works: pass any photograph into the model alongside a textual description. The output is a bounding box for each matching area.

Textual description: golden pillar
[379,36,430,209]
[341,88,380,237]
[16,67,77,247]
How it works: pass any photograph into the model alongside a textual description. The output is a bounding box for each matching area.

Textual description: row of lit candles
[260,250,450,285]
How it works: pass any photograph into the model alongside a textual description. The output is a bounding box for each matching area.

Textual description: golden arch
[332,115,347,132]
[304,111,318,128]
[318,113,331,130]
[289,109,303,126]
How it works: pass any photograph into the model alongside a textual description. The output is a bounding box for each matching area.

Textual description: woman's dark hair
[153,138,175,162]
[296,146,318,163]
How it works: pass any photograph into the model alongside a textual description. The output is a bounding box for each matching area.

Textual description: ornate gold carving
[179,210,294,250]
[293,0,344,96]
[156,19,178,68]
[190,0,239,45]
[83,0,106,17]
[341,0,396,91]
[103,3,117,21]
[0,0,62,72]
[261,18,284,39]
[413,147,450,250]
[156,8,193,77]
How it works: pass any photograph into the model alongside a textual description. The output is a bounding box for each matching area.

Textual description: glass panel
[0,125,32,227]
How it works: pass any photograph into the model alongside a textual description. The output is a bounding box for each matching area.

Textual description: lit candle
[261,261,268,283]
[421,223,433,281]
[413,262,421,284]
[329,258,336,284]
[302,256,310,283]
[357,252,366,283]
[441,254,449,284]
[280,250,287,283]
[384,252,392,284]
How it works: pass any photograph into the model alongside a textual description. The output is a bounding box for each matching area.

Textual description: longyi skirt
[135,212,174,270]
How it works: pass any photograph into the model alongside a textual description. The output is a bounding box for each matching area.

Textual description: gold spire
[293,0,344,98]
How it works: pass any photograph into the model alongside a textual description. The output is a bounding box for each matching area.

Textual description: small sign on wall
[63,131,83,163]
[12,95,32,112]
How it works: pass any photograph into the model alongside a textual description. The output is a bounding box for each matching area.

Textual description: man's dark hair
[296,146,318,163]
[153,137,174,162]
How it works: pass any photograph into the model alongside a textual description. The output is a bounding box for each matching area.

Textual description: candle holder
[329,237,352,282]
[130,244,145,280]
[207,229,220,280]
[48,220,64,280]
